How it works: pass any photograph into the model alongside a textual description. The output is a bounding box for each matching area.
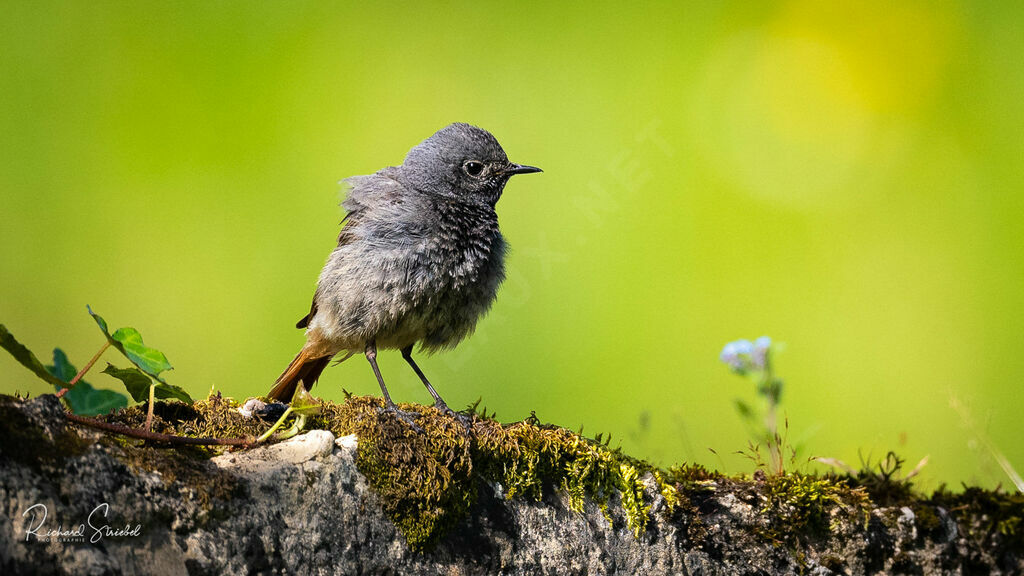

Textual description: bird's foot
[434,399,474,429]
[378,403,424,433]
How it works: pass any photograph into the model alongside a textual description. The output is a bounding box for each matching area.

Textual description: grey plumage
[268,123,541,410]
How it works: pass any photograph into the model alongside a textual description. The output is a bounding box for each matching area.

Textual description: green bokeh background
[2,1,1021,490]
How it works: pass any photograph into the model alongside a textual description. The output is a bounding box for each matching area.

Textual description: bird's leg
[365,341,420,429]
[401,345,472,427]
[400,345,449,412]
[365,341,394,406]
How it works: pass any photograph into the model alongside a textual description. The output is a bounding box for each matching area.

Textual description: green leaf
[101,364,192,404]
[47,349,128,416]
[0,323,129,415]
[86,309,191,405]
[0,324,68,388]
[88,306,173,382]
[61,381,129,416]
[100,364,152,402]
[47,347,77,382]
[157,382,193,403]
[110,327,173,376]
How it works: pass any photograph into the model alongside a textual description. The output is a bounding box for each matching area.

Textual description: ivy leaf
[0,324,130,415]
[61,383,129,416]
[100,364,151,402]
[47,349,128,416]
[47,347,77,382]
[159,381,193,403]
[0,324,68,388]
[87,306,172,382]
[101,364,192,404]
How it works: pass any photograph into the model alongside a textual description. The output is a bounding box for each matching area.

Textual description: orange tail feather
[267,349,332,402]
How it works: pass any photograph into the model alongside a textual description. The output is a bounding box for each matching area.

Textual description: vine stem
[65,412,254,446]
[145,383,155,432]
[256,406,294,444]
[55,341,111,398]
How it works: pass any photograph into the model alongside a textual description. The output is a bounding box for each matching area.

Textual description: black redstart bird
[267,123,541,416]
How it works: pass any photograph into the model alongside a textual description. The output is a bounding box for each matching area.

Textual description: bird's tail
[267,349,332,402]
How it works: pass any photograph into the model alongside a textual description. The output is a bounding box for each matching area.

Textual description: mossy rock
[321,398,476,550]
[98,394,676,550]
[308,397,673,549]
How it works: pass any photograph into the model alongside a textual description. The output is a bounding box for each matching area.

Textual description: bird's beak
[505,163,543,175]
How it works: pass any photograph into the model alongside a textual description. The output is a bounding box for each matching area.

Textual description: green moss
[94,393,673,547]
[832,451,918,508]
[313,396,673,547]
[654,470,681,515]
[666,462,721,494]
[80,393,1022,557]
[315,397,476,551]
[470,410,675,538]
[912,503,942,535]
[761,473,872,543]
[931,486,1024,551]
[100,393,269,440]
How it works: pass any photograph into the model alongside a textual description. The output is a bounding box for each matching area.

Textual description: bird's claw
[434,400,474,429]
[378,403,424,433]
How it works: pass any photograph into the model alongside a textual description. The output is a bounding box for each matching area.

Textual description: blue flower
[720,337,773,373]
[752,336,772,370]
[720,339,754,372]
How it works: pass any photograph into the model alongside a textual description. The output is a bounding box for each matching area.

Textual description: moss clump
[761,473,871,542]
[99,393,270,441]
[667,462,721,493]
[95,394,675,546]
[309,397,674,546]
[911,503,943,535]
[314,397,475,551]
[931,486,1024,552]
[833,451,919,507]
[471,414,670,537]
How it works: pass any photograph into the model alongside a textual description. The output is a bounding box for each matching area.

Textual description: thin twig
[65,413,255,447]
[56,341,111,398]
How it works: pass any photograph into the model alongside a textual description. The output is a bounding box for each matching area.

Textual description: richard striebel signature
[22,503,142,544]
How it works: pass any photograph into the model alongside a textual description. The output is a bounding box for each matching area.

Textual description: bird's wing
[295,293,319,329]
[295,169,415,330]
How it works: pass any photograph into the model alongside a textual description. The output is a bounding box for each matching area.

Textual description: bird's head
[400,123,541,205]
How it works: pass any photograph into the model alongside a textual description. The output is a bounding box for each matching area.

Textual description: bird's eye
[463,161,485,177]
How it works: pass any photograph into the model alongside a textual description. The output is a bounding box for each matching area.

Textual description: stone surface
[0,395,1021,575]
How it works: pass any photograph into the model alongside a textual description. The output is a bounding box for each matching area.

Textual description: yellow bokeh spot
[690,0,961,209]
[775,0,958,114]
